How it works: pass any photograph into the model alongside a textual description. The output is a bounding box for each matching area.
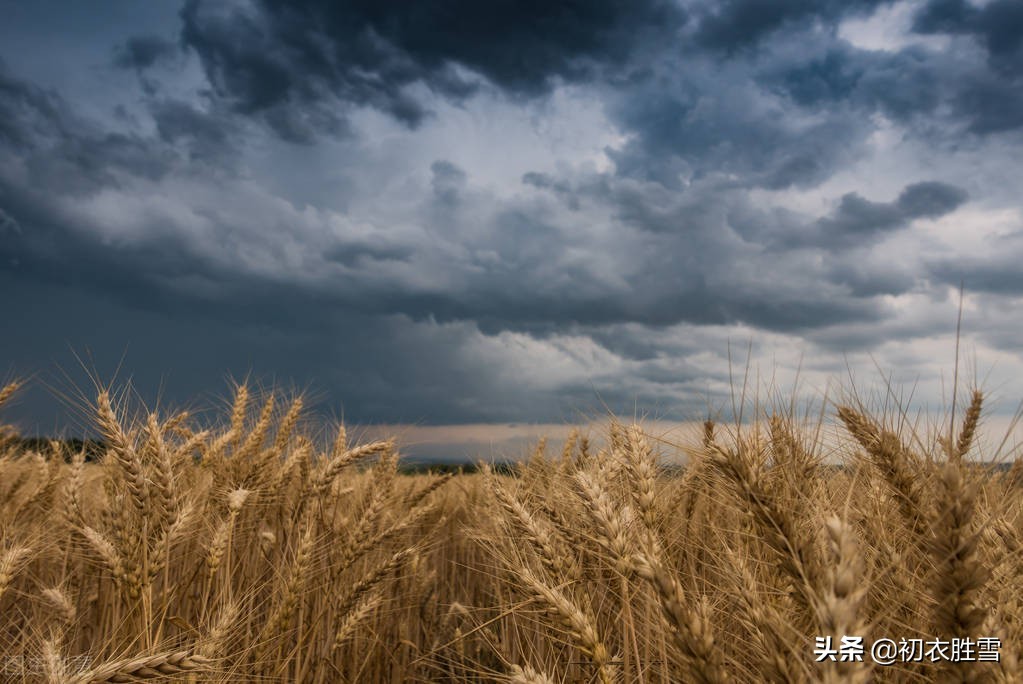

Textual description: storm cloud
[177,0,686,139]
[1,1,1022,454]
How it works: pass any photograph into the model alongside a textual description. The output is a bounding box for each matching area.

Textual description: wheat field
[0,378,1021,683]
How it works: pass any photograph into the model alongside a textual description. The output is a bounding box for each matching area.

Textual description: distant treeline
[1,436,1014,475]
[1,436,109,461]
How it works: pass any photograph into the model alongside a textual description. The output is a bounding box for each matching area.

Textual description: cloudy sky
[2,0,1022,458]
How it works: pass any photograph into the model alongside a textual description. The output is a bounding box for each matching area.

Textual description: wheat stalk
[42,586,77,626]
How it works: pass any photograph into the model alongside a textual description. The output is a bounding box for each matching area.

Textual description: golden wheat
[0,380,1020,682]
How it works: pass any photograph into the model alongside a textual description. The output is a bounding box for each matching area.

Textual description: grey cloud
[113,35,177,71]
[895,181,969,218]
[164,0,1022,191]
[758,29,1023,137]
[912,0,976,35]
[2,1,1022,432]
[323,241,414,268]
[913,0,1023,73]
[0,268,649,430]
[769,47,864,108]
[162,0,1023,199]
[763,181,968,249]
[177,0,686,141]
[818,181,967,244]
[928,231,1023,296]
[522,172,572,194]
[932,262,1023,295]
[822,258,917,298]
[819,193,905,239]
[0,206,20,235]
[0,61,177,194]
[694,0,890,53]
[952,76,1023,135]
[603,58,869,192]
[430,160,467,206]
[149,99,237,163]
[0,60,67,151]
[0,54,960,354]
[762,44,947,128]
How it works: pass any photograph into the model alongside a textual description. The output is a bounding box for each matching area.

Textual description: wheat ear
[314,439,394,496]
[0,380,22,408]
[707,442,823,612]
[632,551,730,684]
[71,651,210,683]
[0,545,31,602]
[954,390,983,462]
[516,565,613,684]
[489,472,581,582]
[508,663,557,684]
[816,516,871,684]
[837,407,927,537]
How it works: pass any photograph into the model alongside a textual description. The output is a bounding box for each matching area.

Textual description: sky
[2,0,1022,460]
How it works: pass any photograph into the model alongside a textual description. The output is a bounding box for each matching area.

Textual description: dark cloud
[1,267,684,433]
[912,0,977,35]
[522,171,571,194]
[149,98,237,163]
[913,0,1023,72]
[113,35,177,71]
[927,231,1023,296]
[822,257,917,298]
[757,181,968,249]
[606,103,862,191]
[952,75,1023,135]
[755,22,1023,137]
[820,181,967,242]
[0,60,178,195]
[601,48,872,192]
[2,0,1023,433]
[0,45,972,350]
[895,181,968,218]
[853,49,944,124]
[0,206,19,236]
[169,0,1022,163]
[761,44,941,129]
[430,160,467,207]
[0,60,67,151]
[769,47,865,109]
[323,240,414,268]
[178,0,686,140]
[930,261,1023,296]
[694,0,889,53]
[523,172,580,210]
[819,193,905,239]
